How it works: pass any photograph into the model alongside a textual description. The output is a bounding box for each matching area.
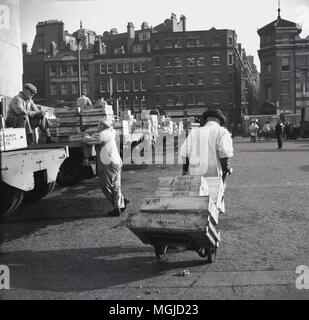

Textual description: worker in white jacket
[180,109,234,178]
[83,119,129,216]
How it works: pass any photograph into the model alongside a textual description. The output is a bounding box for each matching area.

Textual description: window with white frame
[188,94,195,105]
[134,98,140,110]
[154,57,160,68]
[174,56,183,67]
[124,63,130,73]
[155,75,161,87]
[140,62,146,72]
[107,63,113,74]
[124,80,130,91]
[100,64,106,74]
[197,75,205,85]
[60,83,68,96]
[175,95,183,106]
[197,56,205,66]
[117,81,123,92]
[50,65,57,77]
[140,80,146,91]
[60,65,67,77]
[72,65,78,76]
[175,75,183,86]
[187,74,195,85]
[71,83,78,95]
[166,94,174,106]
[116,63,122,73]
[212,55,221,66]
[133,80,139,91]
[133,62,139,73]
[228,53,234,65]
[282,57,290,71]
[228,36,233,46]
[165,57,173,67]
[187,56,195,67]
[50,83,57,96]
[100,81,107,92]
[175,39,182,48]
[197,94,205,105]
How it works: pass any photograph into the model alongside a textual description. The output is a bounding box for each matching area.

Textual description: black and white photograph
[0,0,309,303]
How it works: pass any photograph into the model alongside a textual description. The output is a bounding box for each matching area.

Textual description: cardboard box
[0,128,27,152]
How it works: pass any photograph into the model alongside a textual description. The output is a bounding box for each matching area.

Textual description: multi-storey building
[23,14,259,122]
[258,8,309,114]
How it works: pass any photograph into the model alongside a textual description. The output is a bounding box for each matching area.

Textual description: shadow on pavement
[1,246,207,292]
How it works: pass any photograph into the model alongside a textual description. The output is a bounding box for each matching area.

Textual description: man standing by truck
[6,83,54,144]
[275,119,284,150]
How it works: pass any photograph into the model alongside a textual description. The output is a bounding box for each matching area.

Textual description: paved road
[1,139,309,300]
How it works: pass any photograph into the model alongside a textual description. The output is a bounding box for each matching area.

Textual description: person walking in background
[275,119,284,150]
[249,121,258,143]
[94,96,107,109]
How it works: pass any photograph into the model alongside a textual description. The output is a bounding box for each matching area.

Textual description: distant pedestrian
[249,121,258,143]
[94,96,107,109]
[275,120,284,149]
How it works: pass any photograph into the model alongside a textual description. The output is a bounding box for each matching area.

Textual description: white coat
[180,121,234,177]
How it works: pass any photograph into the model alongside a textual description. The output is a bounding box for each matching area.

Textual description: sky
[20,0,309,71]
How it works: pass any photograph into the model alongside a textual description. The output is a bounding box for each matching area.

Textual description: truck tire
[0,182,25,217]
[56,157,83,186]
[23,181,56,204]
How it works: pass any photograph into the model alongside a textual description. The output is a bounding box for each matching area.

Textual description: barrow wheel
[23,181,56,204]
[198,247,217,263]
[154,245,168,260]
[57,157,83,186]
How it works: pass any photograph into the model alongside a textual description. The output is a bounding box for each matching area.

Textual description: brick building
[258,8,309,114]
[23,14,259,122]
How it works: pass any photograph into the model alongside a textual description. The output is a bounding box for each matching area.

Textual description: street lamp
[77,21,85,98]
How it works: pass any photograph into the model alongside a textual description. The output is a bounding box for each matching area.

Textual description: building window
[141,98,147,109]
[197,56,205,66]
[117,81,123,92]
[124,80,130,92]
[154,57,160,68]
[212,37,220,46]
[82,83,89,95]
[187,56,195,67]
[197,76,205,85]
[196,39,204,47]
[282,57,290,71]
[165,57,173,67]
[140,62,146,72]
[107,63,113,74]
[212,55,221,66]
[155,75,161,87]
[133,80,139,91]
[72,65,78,76]
[133,62,139,73]
[175,39,182,48]
[124,63,130,73]
[212,92,220,104]
[174,56,183,67]
[116,63,122,73]
[228,36,233,46]
[155,95,161,106]
[187,38,195,48]
[50,83,57,96]
[154,40,160,50]
[229,91,233,103]
[82,64,88,75]
[265,85,272,100]
[71,83,78,95]
[265,63,272,74]
[197,94,205,105]
[124,99,130,109]
[175,95,183,106]
[133,44,143,53]
[140,80,146,91]
[100,64,106,74]
[133,98,140,111]
[229,73,233,83]
[175,75,183,86]
[188,94,195,105]
[228,53,234,65]
[281,81,290,94]
[164,40,173,48]
[100,81,107,92]
[165,75,173,86]
[166,94,174,106]
[60,83,68,96]
[213,76,220,85]
[187,75,195,85]
[50,65,57,77]
[60,65,67,77]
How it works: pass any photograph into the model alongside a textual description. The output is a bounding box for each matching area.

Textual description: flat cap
[24,83,38,94]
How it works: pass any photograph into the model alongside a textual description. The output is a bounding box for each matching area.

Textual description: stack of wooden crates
[127,175,225,262]
[52,106,114,143]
